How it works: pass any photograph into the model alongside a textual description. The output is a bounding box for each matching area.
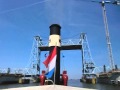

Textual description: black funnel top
[49,24,61,35]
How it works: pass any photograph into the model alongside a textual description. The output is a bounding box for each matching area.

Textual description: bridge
[0,33,98,81]
[0,33,95,78]
[1,32,120,84]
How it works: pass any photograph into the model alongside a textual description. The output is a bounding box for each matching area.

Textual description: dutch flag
[43,47,57,78]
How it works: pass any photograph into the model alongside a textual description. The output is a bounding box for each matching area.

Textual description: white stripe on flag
[48,55,57,72]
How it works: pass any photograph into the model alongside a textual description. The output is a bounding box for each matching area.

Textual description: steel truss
[0,33,95,76]
[28,33,95,76]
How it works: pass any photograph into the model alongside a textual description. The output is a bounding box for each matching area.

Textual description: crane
[92,0,120,70]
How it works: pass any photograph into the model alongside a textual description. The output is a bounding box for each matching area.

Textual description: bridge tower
[28,36,42,75]
[80,33,95,76]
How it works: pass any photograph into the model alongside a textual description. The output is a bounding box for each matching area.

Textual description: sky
[0,0,120,79]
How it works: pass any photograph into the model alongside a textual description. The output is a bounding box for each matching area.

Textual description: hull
[0,74,22,84]
[80,78,96,84]
[97,70,120,85]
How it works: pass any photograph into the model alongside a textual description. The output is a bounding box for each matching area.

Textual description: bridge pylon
[80,33,95,78]
[27,36,42,75]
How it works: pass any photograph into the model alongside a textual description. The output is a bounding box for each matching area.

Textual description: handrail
[45,79,54,85]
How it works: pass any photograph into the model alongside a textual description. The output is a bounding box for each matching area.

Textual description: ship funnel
[115,65,118,70]
[49,24,61,47]
[48,24,61,84]
[49,24,61,35]
[103,65,106,73]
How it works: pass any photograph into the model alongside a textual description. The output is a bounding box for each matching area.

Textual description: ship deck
[3,85,96,90]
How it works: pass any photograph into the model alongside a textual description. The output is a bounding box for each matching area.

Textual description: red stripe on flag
[43,47,57,68]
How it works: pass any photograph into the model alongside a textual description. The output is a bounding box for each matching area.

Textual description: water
[0,80,120,90]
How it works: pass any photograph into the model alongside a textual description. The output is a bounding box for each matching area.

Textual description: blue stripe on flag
[45,68,55,78]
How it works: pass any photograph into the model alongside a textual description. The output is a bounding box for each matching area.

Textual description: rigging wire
[0,0,51,14]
